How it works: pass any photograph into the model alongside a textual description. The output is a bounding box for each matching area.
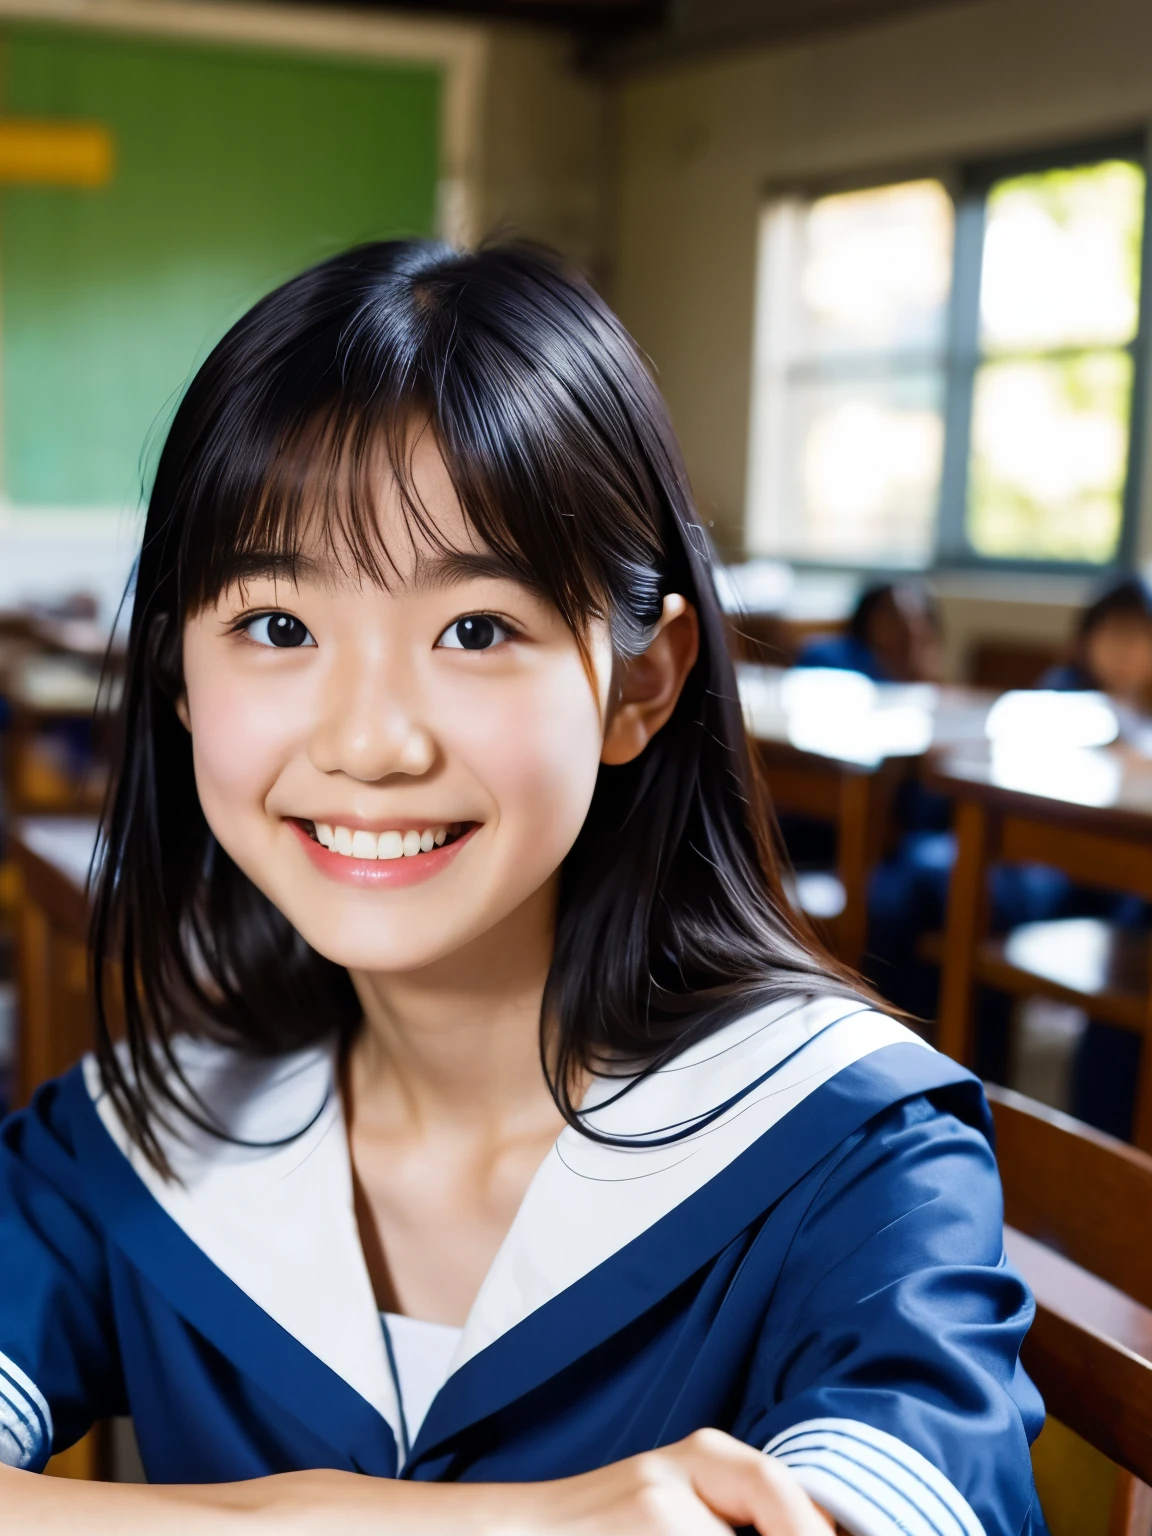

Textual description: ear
[601,594,700,766]
[174,692,191,732]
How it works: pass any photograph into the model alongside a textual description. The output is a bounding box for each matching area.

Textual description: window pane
[747,179,953,566]
[980,159,1145,351]
[754,371,945,566]
[790,179,954,356]
[967,350,1132,561]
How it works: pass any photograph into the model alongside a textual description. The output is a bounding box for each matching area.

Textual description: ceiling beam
[588,0,984,70]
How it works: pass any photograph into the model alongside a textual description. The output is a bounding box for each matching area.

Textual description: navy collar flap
[408,1040,976,1466]
[64,1068,399,1476]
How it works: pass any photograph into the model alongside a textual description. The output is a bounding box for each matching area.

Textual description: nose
[309,645,436,783]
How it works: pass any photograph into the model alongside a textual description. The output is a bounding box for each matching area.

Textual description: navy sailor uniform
[0,996,1048,1534]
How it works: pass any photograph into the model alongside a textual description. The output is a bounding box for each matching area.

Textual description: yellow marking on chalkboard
[0,121,114,187]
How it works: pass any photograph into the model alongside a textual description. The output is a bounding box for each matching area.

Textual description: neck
[348,880,560,1137]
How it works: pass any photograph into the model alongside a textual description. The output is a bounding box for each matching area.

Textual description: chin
[294,921,471,975]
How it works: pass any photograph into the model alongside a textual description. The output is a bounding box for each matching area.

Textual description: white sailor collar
[82,996,934,1454]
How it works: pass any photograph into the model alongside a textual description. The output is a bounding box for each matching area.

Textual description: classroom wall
[611,0,1152,602]
[479,27,610,285]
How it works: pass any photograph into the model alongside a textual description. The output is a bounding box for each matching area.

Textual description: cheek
[185,668,298,832]
[449,656,604,851]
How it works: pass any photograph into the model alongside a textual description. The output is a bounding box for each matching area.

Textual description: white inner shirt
[380,1313,463,1455]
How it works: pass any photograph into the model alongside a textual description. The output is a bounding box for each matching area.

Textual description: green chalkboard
[1,28,441,507]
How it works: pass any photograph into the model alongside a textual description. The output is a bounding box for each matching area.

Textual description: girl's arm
[739,1093,1040,1536]
[0,1429,834,1535]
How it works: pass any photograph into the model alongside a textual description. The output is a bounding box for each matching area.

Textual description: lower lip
[289,820,479,888]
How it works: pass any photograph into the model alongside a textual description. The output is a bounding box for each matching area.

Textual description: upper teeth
[314,824,449,859]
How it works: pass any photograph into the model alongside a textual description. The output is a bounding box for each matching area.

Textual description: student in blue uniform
[1041,574,1152,706]
[1041,575,1152,1139]
[795,582,942,684]
[794,584,1069,1072]
[0,242,1046,1533]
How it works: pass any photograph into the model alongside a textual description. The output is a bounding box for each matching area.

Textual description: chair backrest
[989,1084,1152,1307]
[987,1085,1152,1491]
[966,637,1063,689]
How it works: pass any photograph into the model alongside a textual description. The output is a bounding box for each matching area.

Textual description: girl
[1042,575,1152,1140]
[795,581,941,684]
[1042,574,1152,708]
[0,241,1044,1534]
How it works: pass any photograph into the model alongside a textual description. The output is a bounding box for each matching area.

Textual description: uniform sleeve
[740,1091,1045,1536]
[0,1075,124,1469]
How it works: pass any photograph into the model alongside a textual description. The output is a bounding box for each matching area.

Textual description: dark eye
[245,613,316,649]
[436,615,509,651]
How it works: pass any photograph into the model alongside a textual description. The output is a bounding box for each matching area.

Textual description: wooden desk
[28,614,125,670]
[929,743,1152,1147]
[3,657,112,816]
[738,666,993,966]
[10,817,100,1107]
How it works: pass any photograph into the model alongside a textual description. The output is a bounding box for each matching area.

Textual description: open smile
[288,818,479,888]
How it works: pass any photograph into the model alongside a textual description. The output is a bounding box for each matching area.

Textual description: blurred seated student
[783,581,945,896]
[1037,575,1152,1139]
[1041,574,1152,709]
[796,581,942,683]
[795,587,1066,1082]
[792,581,956,969]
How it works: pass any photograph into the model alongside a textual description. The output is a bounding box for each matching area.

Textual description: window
[746,137,1149,570]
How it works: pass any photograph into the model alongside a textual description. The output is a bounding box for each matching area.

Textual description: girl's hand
[504,1429,834,1535]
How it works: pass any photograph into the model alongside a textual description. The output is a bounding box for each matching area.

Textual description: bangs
[166,241,669,654]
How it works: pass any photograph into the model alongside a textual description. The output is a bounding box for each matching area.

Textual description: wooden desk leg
[937,798,992,1066]
[1133,941,1152,1155]
[836,772,871,970]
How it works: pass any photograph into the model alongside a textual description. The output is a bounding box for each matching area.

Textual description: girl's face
[179,432,695,976]
[1085,613,1152,703]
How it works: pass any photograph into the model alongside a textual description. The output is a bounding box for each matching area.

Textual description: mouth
[300,819,474,861]
[287,817,479,888]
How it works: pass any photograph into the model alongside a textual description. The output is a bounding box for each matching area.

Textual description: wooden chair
[988,1083,1152,1534]
[966,638,1063,691]
[931,753,1152,1150]
[1,642,119,819]
[9,818,111,1478]
[10,821,100,1108]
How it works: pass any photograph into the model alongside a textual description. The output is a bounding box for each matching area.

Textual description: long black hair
[91,239,866,1171]
[1077,573,1152,640]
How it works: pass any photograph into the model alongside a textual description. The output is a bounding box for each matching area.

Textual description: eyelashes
[435,615,512,651]
[242,612,316,649]
[237,611,517,652]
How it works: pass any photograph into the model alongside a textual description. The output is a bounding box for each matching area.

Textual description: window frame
[749,130,1152,576]
[935,129,1152,574]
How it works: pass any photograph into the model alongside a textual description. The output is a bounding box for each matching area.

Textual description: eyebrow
[220,546,537,597]
[221,551,327,587]
[405,547,535,596]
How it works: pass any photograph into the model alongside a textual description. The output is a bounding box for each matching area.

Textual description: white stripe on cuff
[765,1417,984,1536]
[0,1350,53,1470]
